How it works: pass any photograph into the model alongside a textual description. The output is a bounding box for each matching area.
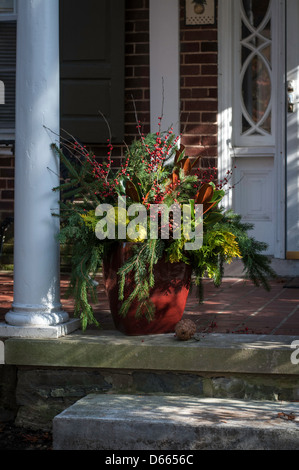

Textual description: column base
[5,302,69,326]
[5,304,70,327]
[2,303,81,338]
[0,318,80,338]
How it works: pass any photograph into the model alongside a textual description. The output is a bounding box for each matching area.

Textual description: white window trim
[233,1,274,147]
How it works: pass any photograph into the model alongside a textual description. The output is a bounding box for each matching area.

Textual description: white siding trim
[149,0,180,137]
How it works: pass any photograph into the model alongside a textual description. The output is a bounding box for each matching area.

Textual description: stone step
[52,394,299,450]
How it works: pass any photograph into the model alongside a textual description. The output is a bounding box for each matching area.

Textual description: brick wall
[125,0,150,141]
[180,0,218,174]
[0,145,14,222]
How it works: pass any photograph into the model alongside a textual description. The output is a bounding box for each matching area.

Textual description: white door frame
[286,0,299,258]
[218,0,286,259]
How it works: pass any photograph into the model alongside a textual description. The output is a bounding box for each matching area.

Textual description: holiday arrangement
[51,122,275,332]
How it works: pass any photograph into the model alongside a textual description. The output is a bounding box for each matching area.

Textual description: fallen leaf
[277,411,296,421]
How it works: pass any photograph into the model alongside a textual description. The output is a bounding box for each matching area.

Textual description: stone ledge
[0,319,80,339]
[4,331,299,376]
[53,394,299,450]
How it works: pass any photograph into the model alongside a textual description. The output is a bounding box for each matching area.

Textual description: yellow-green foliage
[203,230,241,263]
[79,210,98,231]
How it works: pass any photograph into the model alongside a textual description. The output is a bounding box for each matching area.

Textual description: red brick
[135,20,149,32]
[190,88,209,99]
[201,64,218,75]
[185,53,217,64]
[125,66,134,77]
[126,32,149,44]
[125,77,149,89]
[180,88,192,99]
[125,44,134,54]
[201,157,218,168]
[0,157,13,167]
[199,146,218,157]
[181,42,200,53]
[126,55,149,66]
[125,90,143,101]
[201,113,218,123]
[0,169,14,178]
[184,101,218,112]
[181,135,202,146]
[180,65,200,76]
[207,88,218,99]
[185,76,218,87]
[182,30,217,42]
[180,146,203,157]
[184,124,217,135]
[135,43,149,54]
[125,21,135,33]
[0,201,13,210]
[134,66,150,77]
[180,112,201,123]
[202,136,218,146]
[126,0,146,9]
[1,190,14,199]
[126,10,149,21]
[201,42,218,52]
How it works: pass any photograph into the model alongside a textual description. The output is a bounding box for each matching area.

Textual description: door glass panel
[261,111,271,133]
[242,55,271,125]
[240,0,272,136]
[242,0,270,28]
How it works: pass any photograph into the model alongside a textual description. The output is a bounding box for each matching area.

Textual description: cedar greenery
[51,126,276,330]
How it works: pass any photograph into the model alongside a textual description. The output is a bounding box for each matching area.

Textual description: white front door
[218,0,286,258]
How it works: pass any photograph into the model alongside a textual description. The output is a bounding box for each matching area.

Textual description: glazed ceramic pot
[103,242,192,335]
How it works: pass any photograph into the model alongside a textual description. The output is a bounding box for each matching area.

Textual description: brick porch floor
[0,272,299,336]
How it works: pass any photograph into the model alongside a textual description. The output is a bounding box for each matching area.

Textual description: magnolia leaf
[195,183,214,204]
[182,157,192,176]
[165,170,179,191]
[210,189,225,203]
[175,145,185,164]
[172,170,179,185]
[126,180,140,202]
[203,201,217,214]
[118,175,129,195]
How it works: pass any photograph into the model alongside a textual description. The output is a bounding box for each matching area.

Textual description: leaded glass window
[236,0,273,142]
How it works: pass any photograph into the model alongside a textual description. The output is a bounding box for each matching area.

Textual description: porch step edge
[4,331,299,376]
[52,393,299,450]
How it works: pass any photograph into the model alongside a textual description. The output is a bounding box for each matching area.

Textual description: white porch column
[149,0,180,137]
[2,0,78,336]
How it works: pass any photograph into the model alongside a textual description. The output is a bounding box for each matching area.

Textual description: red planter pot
[103,243,192,335]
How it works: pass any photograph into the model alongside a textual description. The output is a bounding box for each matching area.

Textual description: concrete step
[53,394,299,450]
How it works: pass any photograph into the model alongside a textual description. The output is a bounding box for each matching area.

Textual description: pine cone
[175,319,197,341]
